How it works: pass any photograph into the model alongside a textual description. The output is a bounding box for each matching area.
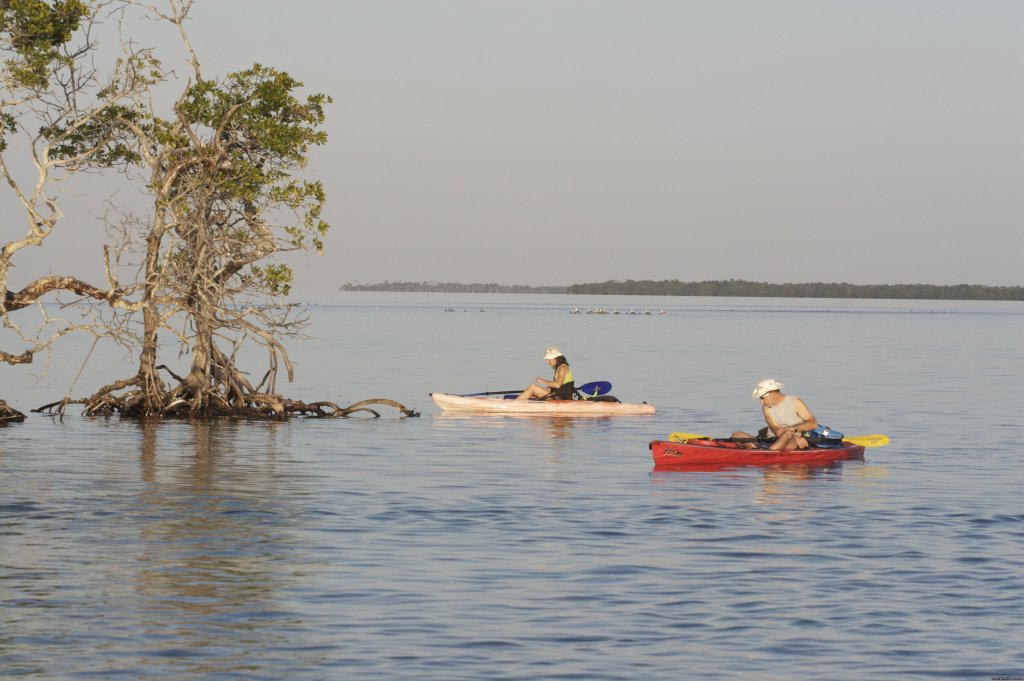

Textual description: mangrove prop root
[32,386,420,420]
[0,399,26,424]
[337,398,420,418]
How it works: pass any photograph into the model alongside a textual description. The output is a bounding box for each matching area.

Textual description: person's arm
[785,399,818,435]
[536,365,569,388]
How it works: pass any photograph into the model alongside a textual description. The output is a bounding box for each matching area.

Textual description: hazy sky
[11,1,1024,291]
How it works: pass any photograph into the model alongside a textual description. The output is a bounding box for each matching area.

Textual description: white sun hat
[752,378,783,399]
[544,346,563,360]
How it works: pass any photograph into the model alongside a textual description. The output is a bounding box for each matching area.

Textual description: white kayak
[430,392,656,415]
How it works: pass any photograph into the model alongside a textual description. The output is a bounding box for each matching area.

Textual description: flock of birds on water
[442,307,668,315]
[568,307,667,315]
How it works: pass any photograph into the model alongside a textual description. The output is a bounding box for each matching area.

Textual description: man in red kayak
[732,379,819,450]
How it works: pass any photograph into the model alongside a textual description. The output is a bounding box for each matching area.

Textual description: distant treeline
[567,279,1024,300]
[340,279,1023,300]
[340,281,566,294]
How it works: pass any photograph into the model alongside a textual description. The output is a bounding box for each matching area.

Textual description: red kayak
[650,438,865,469]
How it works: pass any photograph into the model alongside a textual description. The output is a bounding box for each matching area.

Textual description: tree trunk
[137,220,168,414]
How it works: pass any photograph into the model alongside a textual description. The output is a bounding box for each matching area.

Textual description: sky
[7,0,1024,291]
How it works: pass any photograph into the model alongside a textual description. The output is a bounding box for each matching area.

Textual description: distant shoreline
[340,280,1023,301]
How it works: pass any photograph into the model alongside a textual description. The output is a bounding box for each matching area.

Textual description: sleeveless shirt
[766,395,802,428]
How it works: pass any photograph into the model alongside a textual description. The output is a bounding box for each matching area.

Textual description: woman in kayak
[517,346,575,400]
[732,378,818,450]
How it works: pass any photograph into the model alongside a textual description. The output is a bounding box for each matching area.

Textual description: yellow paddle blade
[845,434,890,448]
[668,431,711,442]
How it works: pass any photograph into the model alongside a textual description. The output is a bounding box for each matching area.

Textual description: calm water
[2,294,1023,680]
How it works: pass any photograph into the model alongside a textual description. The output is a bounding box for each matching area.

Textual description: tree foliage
[0,0,88,92]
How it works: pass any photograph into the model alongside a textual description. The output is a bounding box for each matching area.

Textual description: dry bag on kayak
[805,425,844,447]
[584,395,621,403]
[756,425,845,447]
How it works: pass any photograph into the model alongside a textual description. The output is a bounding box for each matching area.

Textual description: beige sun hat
[752,378,783,398]
[544,346,563,360]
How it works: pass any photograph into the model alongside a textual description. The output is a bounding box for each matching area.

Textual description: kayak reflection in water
[517,346,575,400]
[732,378,818,450]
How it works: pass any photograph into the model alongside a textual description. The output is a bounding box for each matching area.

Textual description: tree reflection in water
[132,420,309,670]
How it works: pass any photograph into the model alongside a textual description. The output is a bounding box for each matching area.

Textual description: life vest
[550,366,574,400]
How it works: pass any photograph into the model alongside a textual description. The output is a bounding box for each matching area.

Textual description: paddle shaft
[463,381,612,399]
[669,431,889,447]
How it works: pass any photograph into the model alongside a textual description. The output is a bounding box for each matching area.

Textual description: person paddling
[517,346,575,400]
[732,378,818,450]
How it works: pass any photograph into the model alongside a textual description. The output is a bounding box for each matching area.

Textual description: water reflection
[650,460,893,512]
[755,463,844,504]
[650,461,854,498]
[431,412,598,439]
[526,416,577,439]
[130,421,309,671]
